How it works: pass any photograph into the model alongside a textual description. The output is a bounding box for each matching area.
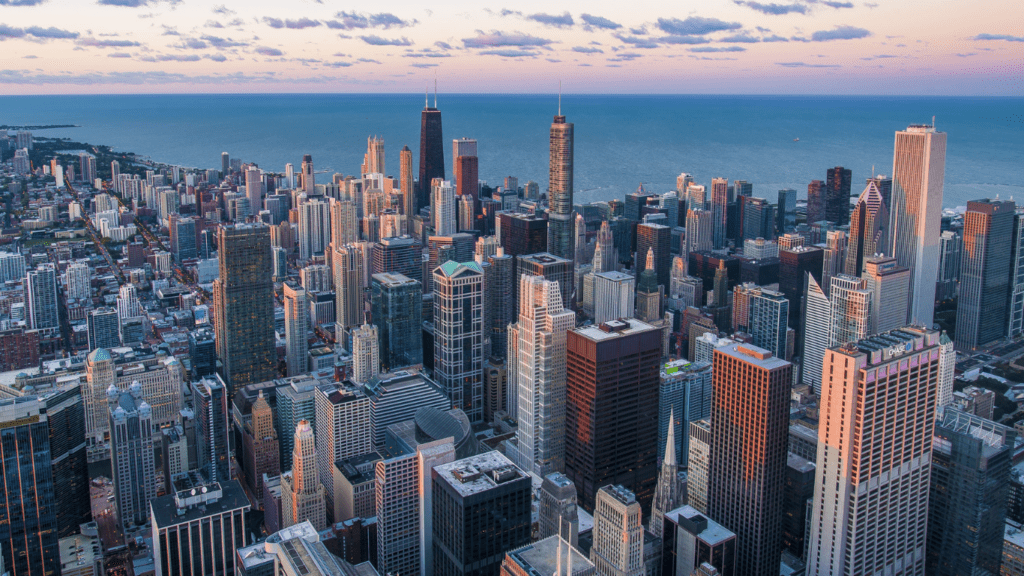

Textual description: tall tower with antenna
[548,84,575,263]
[418,81,445,214]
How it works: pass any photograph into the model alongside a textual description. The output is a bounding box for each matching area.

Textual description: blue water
[2,94,1021,208]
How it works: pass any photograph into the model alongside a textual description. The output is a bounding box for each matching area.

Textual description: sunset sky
[0,0,1021,94]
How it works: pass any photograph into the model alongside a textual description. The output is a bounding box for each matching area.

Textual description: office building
[498,212,548,257]
[820,230,846,294]
[351,324,380,384]
[1010,211,1024,337]
[298,198,331,260]
[687,419,711,514]
[373,236,422,284]
[807,180,825,224]
[927,408,1015,576]
[658,359,712,468]
[432,179,457,236]
[281,420,327,531]
[315,385,371,522]
[363,135,385,175]
[806,327,940,576]
[539,473,580,546]
[401,145,416,215]
[743,238,778,260]
[454,137,479,206]
[433,261,485,423]
[548,108,575,261]
[375,451,421,576]
[108,384,157,529]
[236,520,379,576]
[778,245,822,328]
[330,198,358,247]
[486,249,515,358]
[685,208,714,257]
[518,252,574,312]
[213,225,276,393]
[955,198,1015,350]
[277,378,318,471]
[801,275,830,392]
[590,484,644,576]
[193,377,230,483]
[740,197,774,242]
[26,265,59,332]
[636,249,663,323]
[565,319,661,513]
[87,307,121,350]
[432,451,531,576]
[512,275,575,476]
[593,271,635,324]
[844,180,888,275]
[364,370,450,448]
[241,391,280,498]
[828,274,871,345]
[418,95,445,214]
[747,288,789,361]
[151,480,250,576]
[334,243,366,337]
[371,273,424,371]
[782,454,815,559]
[636,223,672,290]
[936,229,962,302]
[484,357,507,423]
[862,255,910,335]
[777,189,797,233]
[64,261,91,301]
[708,344,791,576]
[710,178,728,249]
[300,154,315,194]
[824,166,852,224]
[662,506,736,576]
[282,282,309,377]
[888,124,947,327]
[501,535,595,576]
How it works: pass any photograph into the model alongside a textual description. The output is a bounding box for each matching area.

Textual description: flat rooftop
[434,450,527,497]
[717,342,790,370]
[574,318,656,342]
[507,535,595,576]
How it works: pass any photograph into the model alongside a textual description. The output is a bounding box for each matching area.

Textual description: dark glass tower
[547,111,574,261]
[370,272,424,371]
[807,180,825,224]
[825,166,852,224]
[418,96,445,214]
[45,387,91,537]
[955,198,1016,350]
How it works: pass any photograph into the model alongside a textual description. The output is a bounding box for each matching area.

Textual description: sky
[0,0,1021,95]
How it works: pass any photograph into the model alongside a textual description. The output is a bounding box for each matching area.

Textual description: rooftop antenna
[558,80,562,116]
[932,115,936,128]
[434,74,438,109]
[425,86,428,108]
[872,164,875,178]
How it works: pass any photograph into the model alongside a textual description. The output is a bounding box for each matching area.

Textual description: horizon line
[0,92,1021,99]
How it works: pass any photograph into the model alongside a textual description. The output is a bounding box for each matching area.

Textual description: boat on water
[793,138,800,142]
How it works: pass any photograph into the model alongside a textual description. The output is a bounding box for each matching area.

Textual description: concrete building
[351,324,380,385]
[590,484,644,576]
[150,480,250,576]
[862,255,910,335]
[539,472,580,547]
[547,110,575,261]
[315,384,371,523]
[593,271,635,324]
[501,535,595,576]
[662,506,736,576]
[280,420,327,531]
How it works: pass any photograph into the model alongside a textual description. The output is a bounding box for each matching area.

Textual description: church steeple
[650,408,681,538]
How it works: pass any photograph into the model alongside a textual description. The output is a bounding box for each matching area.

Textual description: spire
[592,240,605,272]
[556,536,563,576]
[425,86,428,108]
[434,75,438,109]
[646,248,655,272]
[566,537,573,576]
[664,408,677,468]
[558,79,562,116]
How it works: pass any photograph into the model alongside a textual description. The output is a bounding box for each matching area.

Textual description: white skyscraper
[116,283,141,321]
[888,124,946,327]
[807,327,939,576]
[685,208,714,256]
[827,274,871,346]
[433,261,485,423]
[64,261,91,301]
[432,179,456,236]
[330,198,358,248]
[298,198,331,260]
[281,420,327,531]
[245,167,264,212]
[314,384,371,523]
[363,136,385,176]
[593,271,635,324]
[512,275,576,476]
[862,255,911,335]
[937,331,955,408]
[351,323,380,385]
[283,282,309,377]
[821,230,847,296]
[802,275,831,393]
[590,485,644,576]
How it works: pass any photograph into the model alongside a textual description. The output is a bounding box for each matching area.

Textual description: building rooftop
[665,505,735,547]
[661,359,712,378]
[434,450,527,497]
[150,480,250,529]
[716,342,790,370]
[371,272,417,287]
[787,453,815,474]
[506,535,594,576]
[520,252,571,265]
[573,318,656,342]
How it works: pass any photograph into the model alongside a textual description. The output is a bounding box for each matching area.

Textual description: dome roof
[88,348,112,363]
[106,383,119,401]
[129,381,143,398]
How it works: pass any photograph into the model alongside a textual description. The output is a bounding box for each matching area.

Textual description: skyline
[0,0,1020,95]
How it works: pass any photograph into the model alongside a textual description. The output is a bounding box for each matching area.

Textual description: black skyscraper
[825,166,852,224]
[418,96,445,213]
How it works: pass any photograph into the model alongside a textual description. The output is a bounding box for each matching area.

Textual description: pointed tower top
[646,247,655,271]
[425,86,429,108]
[558,80,562,116]
[664,408,677,468]
[434,75,438,109]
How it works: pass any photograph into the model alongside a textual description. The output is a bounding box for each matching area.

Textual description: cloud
[776,61,841,67]
[211,4,234,15]
[331,11,415,30]
[403,49,450,58]
[580,14,621,30]
[614,34,660,48]
[202,35,247,48]
[657,16,741,35]
[572,46,603,53]
[479,49,537,57]
[206,53,227,62]
[0,69,299,85]
[156,54,201,61]
[733,1,808,14]
[689,46,746,52]
[325,61,353,67]
[205,20,225,28]
[360,35,412,46]
[98,0,149,6]
[762,34,789,42]
[161,24,179,35]
[434,41,452,50]
[973,33,1024,42]
[821,1,855,7]
[811,25,871,41]
[107,52,131,58]
[608,52,642,61]
[410,62,438,68]
[263,17,321,29]
[78,37,140,47]
[22,54,37,58]
[721,33,760,43]
[254,46,283,56]
[357,57,380,63]
[0,0,47,5]
[462,30,552,48]
[526,12,574,28]
[955,52,977,57]
[0,24,79,40]
[177,38,208,49]
[659,35,712,44]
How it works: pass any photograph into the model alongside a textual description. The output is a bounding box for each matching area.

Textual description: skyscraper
[777,189,797,233]
[281,420,327,531]
[108,383,156,530]
[419,94,445,213]
[937,229,962,301]
[955,198,1015,351]
[710,178,728,249]
[297,198,331,260]
[26,265,58,332]
[453,137,479,212]
[371,272,423,371]
[151,480,250,576]
[685,208,714,256]
[820,230,846,295]
[806,180,825,224]
[801,274,830,393]
[888,124,947,327]
[351,323,380,384]
[748,288,789,360]
[498,212,548,257]
[636,222,672,290]
[1009,210,1024,337]
[329,198,358,248]
[565,319,661,513]
[824,166,852,224]
[828,274,871,346]
[486,249,515,359]
[241,391,279,498]
[662,506,737,576]
[512,275,575,476]
[432,452,532,576]
[433,261,485,423]
[245,166,264,213]
[333,243,365,338]
[862,255,910,335]
[650,410,683,539]
[213,225,276,393]
[518,252,575,311]
[193,377,230,483]
[636,249,663,323]
[593,271,635,325]
[590,484,644,576]
[87,307,121,350]
[547,107,575,261]
[807,327,939,576]
[844,180,889,276]
[432,179,457,236]
[283,282,309,377]
[927,408,1015,576]
[708,343,791,576]
[362,135,385,175]
[314,384,371,522]
[300,154,314,195]
[538,472,580,546]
